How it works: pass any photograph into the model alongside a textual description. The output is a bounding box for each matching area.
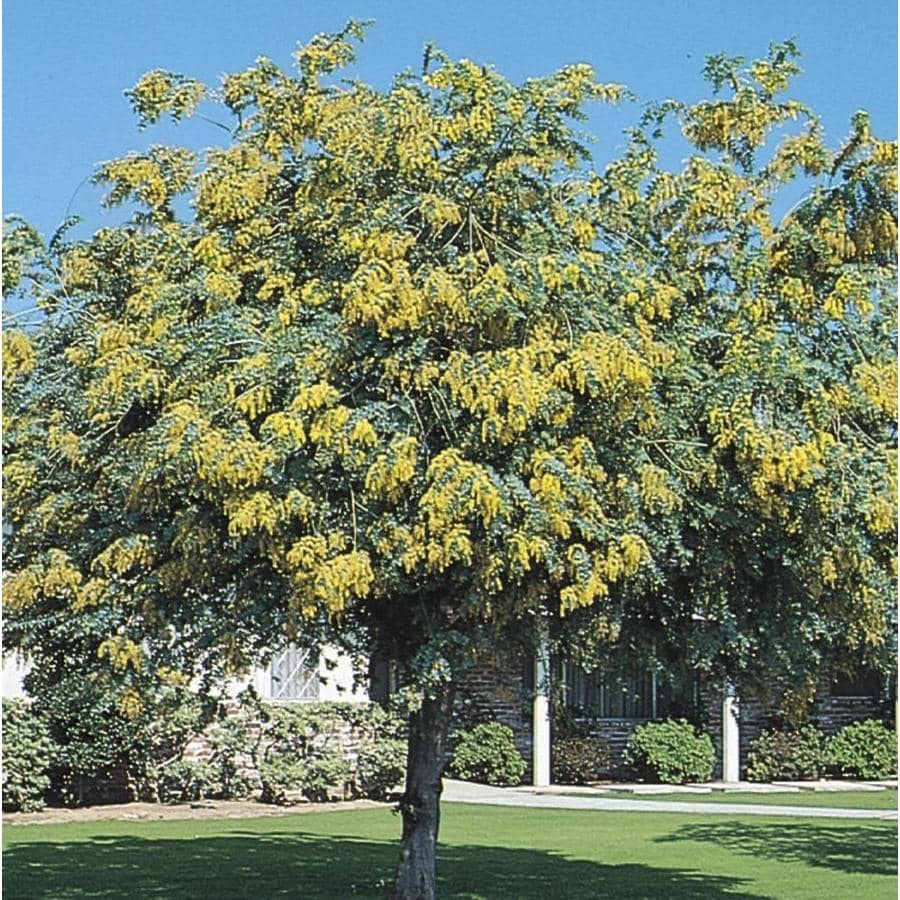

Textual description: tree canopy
[3,24,896,897]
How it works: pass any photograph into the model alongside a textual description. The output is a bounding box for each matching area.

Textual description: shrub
[746,725,829,781]
[253,702,358,804]
[204,715,256,800]
[258,754,305,804]
[624,719,715,784]
[356,737,406,799]
[828,720,897,779]
[154,760,219,802]
[2,698,53,812]
[302,746,352,802]
[448,722,526,786]
[552,735,612,785]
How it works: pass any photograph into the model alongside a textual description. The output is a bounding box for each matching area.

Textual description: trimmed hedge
[746,725,829,781]
[552,735,612,785]
[449,722,526,786]
[624,719,715,784]
[828,720,897,779]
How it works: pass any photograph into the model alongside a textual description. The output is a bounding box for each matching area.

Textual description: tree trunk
[390,682,456,900]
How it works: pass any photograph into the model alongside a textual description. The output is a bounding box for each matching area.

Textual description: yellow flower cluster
[342,233,426,336]
[419,194,463,228]
[118,687,144,719]
[387,88,442,176]
[823,271,873,320]
[93,535,155,576]
[192,426,276,489]
[443,339,565,444]
[157,666,190,687]
[196,146,279,224]
[98,636,144,672]
[421,449,505,532]
[97,147,195,210]
[365,436,419,501]
[47,425,81,463]
[854,361,897,418]
[4,549,83,610]
[559,534,647,615]
[623,281,679,322]
[294,25,364,79]
[738,428,834,514]
[205,271,243,304]
[126,69,205,127]
[2,330,35,380]
[233,383,273,420]
[285,532,373,615]
[72,578,108,611]
[507,531,551,575]
[779,277,817,315]
[555,332,653,398]
[226,491,283,536]
[638,464,682,513]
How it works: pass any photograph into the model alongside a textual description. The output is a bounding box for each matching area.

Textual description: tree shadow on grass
[657,821,898,878]
[4,829,767,900]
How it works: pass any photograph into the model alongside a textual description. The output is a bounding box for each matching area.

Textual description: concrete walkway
[442,779,898,820]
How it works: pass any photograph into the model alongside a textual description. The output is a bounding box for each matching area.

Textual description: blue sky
[4,0,896,240]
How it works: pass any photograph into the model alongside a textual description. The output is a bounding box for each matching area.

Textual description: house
[4,642,888,785]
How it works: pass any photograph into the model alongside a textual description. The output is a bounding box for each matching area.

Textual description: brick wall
[458,657,887,781]
[703,682,883,778]
[454,659,533,767]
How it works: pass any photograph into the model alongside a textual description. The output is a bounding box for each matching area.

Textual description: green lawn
[3,803,896,899]
[588,789,898,810]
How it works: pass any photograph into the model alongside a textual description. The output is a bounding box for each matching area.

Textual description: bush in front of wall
[356,737,407,799]
[154,760,220,803]
[448,722,526,786]
[552,735,612,785]
[828,719,897,779]
[624,719,715,784]
[2,698,53,812]
[746,725,829,781]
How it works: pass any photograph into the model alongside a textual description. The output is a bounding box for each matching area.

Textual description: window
[831,668,882,699]
[561,662,699,720]
[270,645,319,702]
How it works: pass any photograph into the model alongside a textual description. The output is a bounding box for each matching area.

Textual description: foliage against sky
[2,25,896,722]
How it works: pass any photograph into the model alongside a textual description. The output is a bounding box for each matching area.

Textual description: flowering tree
[4,26,895,897]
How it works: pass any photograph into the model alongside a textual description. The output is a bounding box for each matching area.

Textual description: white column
[532,624,551,786]
[722,682,740,782]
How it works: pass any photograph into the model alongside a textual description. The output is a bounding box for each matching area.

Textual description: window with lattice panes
[270,645,320,702]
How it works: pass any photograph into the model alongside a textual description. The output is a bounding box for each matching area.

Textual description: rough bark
[390,682,456,900]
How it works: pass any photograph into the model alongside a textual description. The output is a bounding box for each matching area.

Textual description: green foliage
[449,722,526,786]
[203,714,257,800]
[154,760,219,803]
[624,719,715,784]
[551,735,612,785]
[746,725,830,781]
[300,748,353,802]
[828,720,897,779]
[257,755,307,804]
[355,737,406,800]
[2,699,53,812]
[242,698,400,804]
[2,24,896,892]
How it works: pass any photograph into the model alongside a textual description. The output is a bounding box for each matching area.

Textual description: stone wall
[180,700,373,800]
